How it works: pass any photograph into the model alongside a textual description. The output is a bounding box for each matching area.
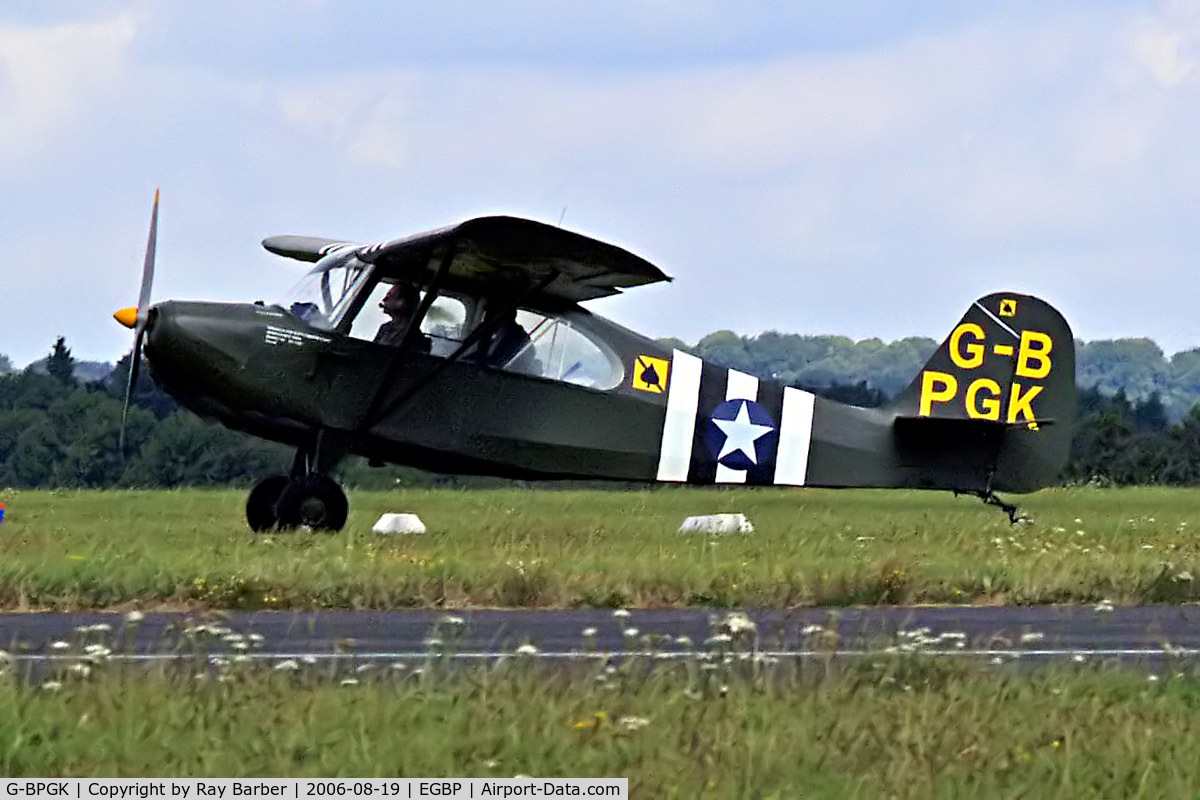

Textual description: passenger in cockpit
[479,306,538,374]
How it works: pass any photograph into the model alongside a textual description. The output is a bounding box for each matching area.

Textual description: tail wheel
[276,474,349,532]
[246,475,290,532]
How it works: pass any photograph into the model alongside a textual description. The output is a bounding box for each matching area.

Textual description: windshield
[276,250,373,330]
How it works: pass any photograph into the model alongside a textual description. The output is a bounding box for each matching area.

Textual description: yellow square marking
[999,299,1017,317]
[632,355,669,394]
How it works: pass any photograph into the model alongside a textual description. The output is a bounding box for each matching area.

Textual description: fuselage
[143,298,1010,492]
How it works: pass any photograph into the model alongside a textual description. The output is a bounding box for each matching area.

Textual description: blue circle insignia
[704,399,778,471]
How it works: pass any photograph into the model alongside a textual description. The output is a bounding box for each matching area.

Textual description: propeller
[113,188,159,454]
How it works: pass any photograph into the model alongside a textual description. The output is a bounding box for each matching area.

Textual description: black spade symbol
[640,362,662,389]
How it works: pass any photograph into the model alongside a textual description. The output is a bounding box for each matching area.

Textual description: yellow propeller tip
[113,307,138,329]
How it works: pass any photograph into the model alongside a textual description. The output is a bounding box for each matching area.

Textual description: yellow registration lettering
[949,323,986,370]
[965,378,1001,420]
[919,371,958,416]
[1007,383,1043,423]
[1016,331,1053,379]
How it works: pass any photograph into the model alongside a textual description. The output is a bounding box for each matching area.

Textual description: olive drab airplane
[114,192,1076,531]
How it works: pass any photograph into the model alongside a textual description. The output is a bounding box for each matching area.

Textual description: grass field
[4,487,1199,795]
[2,637,1198,797]
[0,486,1198,610]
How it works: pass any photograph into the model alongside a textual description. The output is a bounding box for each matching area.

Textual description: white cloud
[0,13,138,167]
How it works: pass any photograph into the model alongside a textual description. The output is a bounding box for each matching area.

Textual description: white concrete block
[679,513,754,535]
[372,513,427,535]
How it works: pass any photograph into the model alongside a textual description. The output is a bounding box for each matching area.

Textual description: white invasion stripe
[716,369,759,484]
[656,350,703,481]
[774,387,816,486]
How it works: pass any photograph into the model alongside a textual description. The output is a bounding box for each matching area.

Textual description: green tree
[3,420,60,487]
[46,336,76,386]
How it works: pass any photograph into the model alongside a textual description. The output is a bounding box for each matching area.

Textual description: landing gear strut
[245,432,349,532]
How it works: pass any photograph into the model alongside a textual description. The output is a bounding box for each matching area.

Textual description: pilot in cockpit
[373,282,431,352]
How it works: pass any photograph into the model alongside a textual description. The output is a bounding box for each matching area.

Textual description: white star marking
[713,401,775,465]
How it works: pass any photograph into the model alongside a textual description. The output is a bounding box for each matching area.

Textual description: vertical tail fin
[888,292,1075,493]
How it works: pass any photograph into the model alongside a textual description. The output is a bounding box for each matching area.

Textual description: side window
[502,310,622,389]
[347,283,469,357]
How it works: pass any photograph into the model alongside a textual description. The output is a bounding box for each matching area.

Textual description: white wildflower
[515,643,539,656]
[619,716,650,731]
[41,681,63,692]
[340,678,359,686]
[51,641,70,652]
[273,659,300,671]
[1020,632,1045,644]
[723,612,756,635]
[623,627,639,638]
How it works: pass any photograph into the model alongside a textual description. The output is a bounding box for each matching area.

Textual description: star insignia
[704,399,778,471]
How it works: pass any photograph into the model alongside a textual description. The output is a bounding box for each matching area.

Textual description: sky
[2,1,1198,368]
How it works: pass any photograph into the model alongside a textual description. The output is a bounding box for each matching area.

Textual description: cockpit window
[488,310,623,390]
[348,282,470,356]
[276,249,372,331]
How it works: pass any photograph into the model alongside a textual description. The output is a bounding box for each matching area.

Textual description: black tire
[246,475,290,532]
[276,474,349,532]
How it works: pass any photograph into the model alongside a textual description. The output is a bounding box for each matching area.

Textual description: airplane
[114,192,1076,531]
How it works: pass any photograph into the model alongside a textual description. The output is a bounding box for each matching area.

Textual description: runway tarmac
[3,605,1200,663]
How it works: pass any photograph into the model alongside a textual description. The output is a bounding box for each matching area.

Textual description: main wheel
[275,474,349,531]
[246,475,290,532]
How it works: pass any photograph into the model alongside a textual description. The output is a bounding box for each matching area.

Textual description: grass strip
[0,486,1197,609]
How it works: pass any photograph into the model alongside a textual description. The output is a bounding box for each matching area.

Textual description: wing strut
[358,269,560,432]
[359,245,460,429]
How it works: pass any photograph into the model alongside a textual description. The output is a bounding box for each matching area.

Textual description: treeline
[0,340,472,490]
[5,333,1200,489]
[0,339,292,489]
[684,331,1200,421]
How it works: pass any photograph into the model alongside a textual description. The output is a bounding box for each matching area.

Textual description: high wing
[262,216,671,305]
